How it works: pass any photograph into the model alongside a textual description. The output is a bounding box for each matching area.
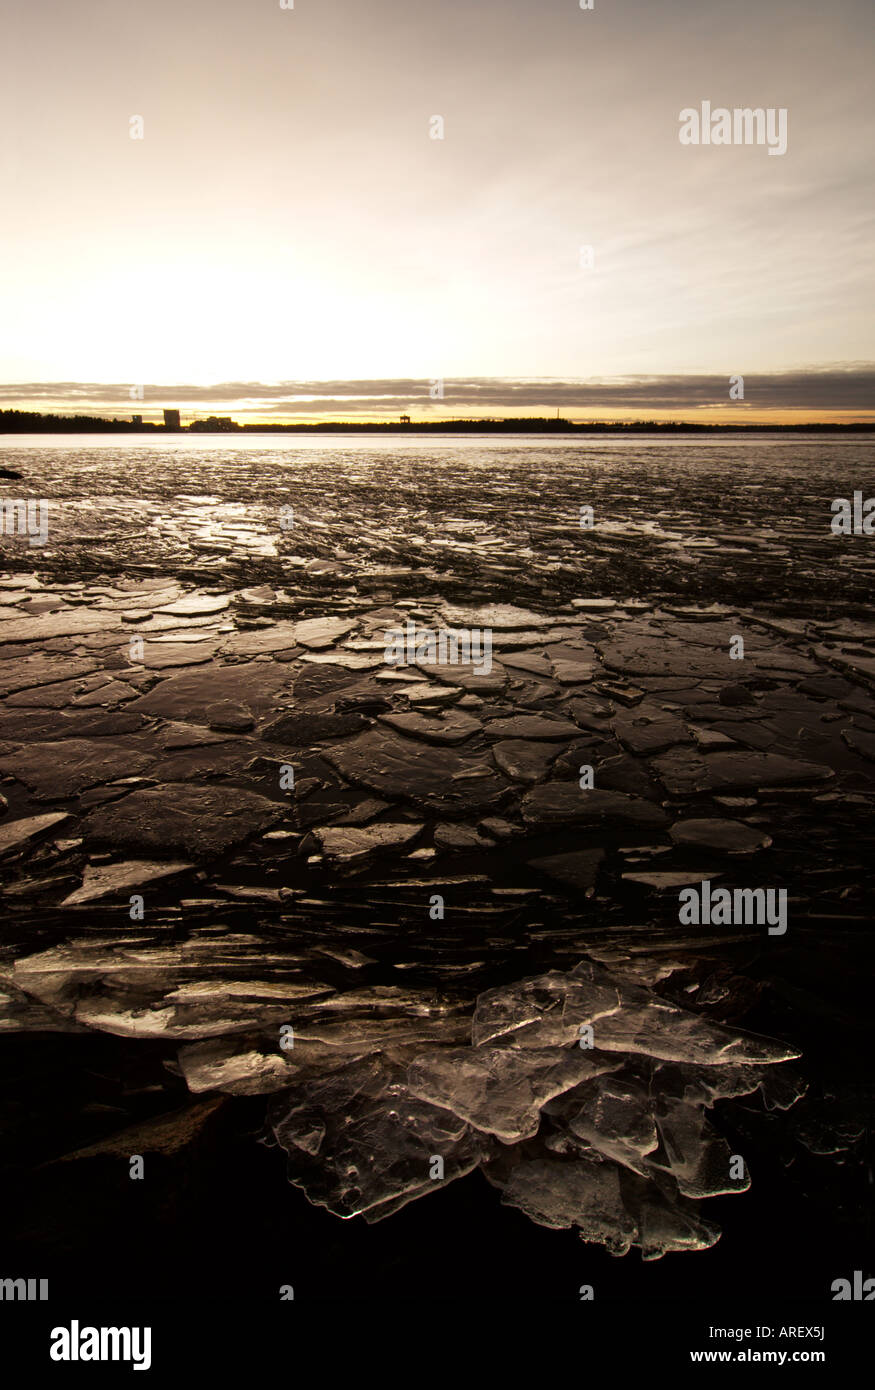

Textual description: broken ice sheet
[485,1141,724,1260]
[60,858,194,906]
[0,812,71,856]
[527,849,605,895]
[521,784,668,828]
[546,1071,659,1175]
[9,902,803,1254]
[0,738,157,799]
[484,715,580,741]
[379,710,482,744]
[488,1156,639,1255]
[669,817,772,854]
[650,749,833,796]
[83,783,288,857]
[291,1014,469,1051]
[0,981,89,1034]
[472,960,800,1067]
[324,724,507,813]
[620,1169,722,1260]
[440,604,553,629]
[264,952,805,1250]
[268,1052,492,1220]
[654,1061,767,1106]
[406,1046,620,1142]
[312,821,424,871]
[12,937,335,1039]
[650,1097,747,1198]
[491,739,560,783]
[179,1035,300,1096]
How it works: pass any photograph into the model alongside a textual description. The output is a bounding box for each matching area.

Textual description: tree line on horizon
[0,409,871,434]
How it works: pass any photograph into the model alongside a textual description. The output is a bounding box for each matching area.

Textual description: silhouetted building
[400,414,411,424]
[131,414,142,427]
[189,416,240,432]
[163,408,181,430]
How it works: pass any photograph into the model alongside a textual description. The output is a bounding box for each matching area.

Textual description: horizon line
[2,408,873,434]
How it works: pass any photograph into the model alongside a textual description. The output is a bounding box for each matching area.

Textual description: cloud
[1,368,873,417]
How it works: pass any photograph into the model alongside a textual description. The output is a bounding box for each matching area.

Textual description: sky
[1,0,872,423]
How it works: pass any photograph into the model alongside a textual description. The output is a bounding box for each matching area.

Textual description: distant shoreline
[0,411,872,435]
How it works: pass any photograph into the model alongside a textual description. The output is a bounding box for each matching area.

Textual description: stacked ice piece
[263,957,802,1258]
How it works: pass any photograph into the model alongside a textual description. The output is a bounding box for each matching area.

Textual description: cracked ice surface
[2,439,872,1262]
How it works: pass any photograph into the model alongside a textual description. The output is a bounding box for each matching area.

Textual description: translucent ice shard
[472,968,622,1050]
[619,1170,722,1260]
[268,1052,491,1219]
[406,1046,619,1142]
[551,1072,659,1175]
[472,960,800,1066]
[654,1061,767,1106]
[490,1157,638,1256]
[650,1098,746,1198]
